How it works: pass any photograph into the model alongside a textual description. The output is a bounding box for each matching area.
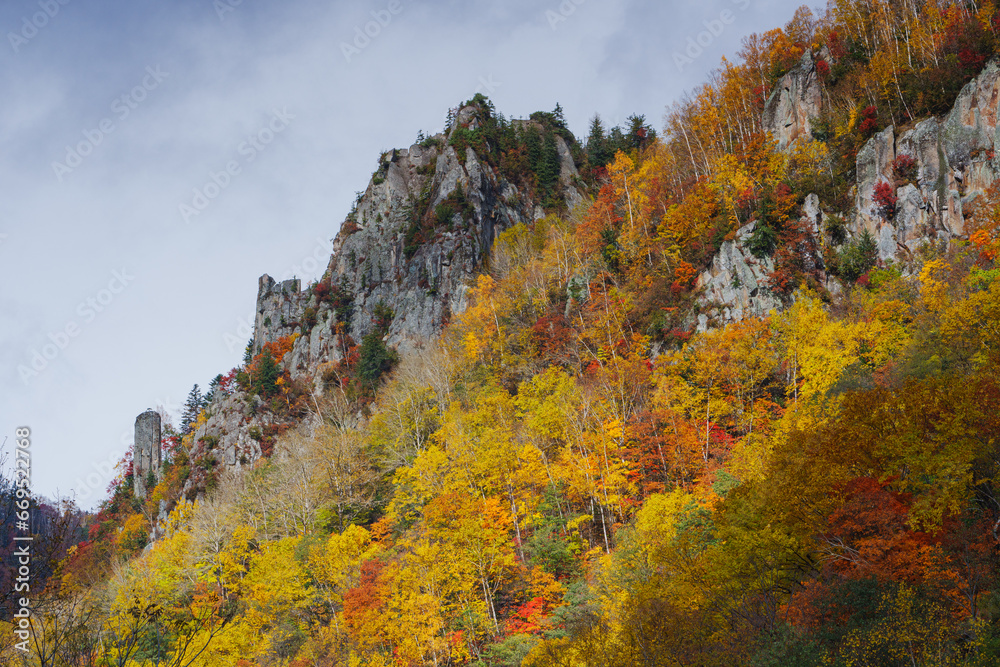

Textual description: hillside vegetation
[4,1,1000,666]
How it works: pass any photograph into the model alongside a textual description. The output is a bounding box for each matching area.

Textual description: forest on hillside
[4,1,1000,665]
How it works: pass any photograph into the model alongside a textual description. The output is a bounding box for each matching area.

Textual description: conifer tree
[586,114,611,168]
[180,384,204,435]
[204,374,223,404]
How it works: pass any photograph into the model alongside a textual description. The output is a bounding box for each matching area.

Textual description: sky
[0,0,808,508]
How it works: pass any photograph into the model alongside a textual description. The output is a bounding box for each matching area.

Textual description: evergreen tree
[254,348,281,398]
[204,374,223,404]
[538,132,562,204]
[586,114,611,168]
[838,229,879,282]
[553,103,566,129]
[357,332,398,385]
[626,113,655,151]
[180,384,204,435]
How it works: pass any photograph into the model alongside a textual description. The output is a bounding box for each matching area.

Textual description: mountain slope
[15,5,1000,667]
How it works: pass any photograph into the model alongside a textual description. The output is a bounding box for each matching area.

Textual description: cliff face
[173,101,584,499]
[763,51,823,150]
[253,276,307,356]
[702,57,1000,327]
[855,61,1000,260]
[695,195,836,330]
[250,104,583,384]
[697,52,827,327]
[178,63,1000,488]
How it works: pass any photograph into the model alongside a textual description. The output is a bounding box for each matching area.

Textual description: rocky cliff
[700,56,998,328]
[763,51,824,150]
[174,59,1000,500]
[854,61,1000,261]
[253,103,584,384]
[695,195,837,330]
[696,52,827,327]
[171,100,585,502]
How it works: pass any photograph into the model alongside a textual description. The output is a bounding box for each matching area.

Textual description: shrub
[859,117,879,137]
[313,280,332,302]
[373,301,394,334]
[837,228,879,282]
[892,154,918,183]
[746,223,779,258]
[301,306,317,334]
[825,214,848,245]
[435,202,456,228]
[873,181,897,219]
[858,106,879,138]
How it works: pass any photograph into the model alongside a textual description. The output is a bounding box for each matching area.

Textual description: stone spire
[134,409,161,499]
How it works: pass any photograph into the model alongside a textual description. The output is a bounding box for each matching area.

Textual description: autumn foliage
[17,1,1000,666]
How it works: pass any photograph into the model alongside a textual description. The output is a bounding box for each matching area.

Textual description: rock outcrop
[188,392,268,467]
[854,61,1000,261]
[695,222,781,331]
[251,102,584,381]
[133,410,161,499]
[763,51,823,150]
[170,100,586,501]
[253,276,308,356]
[705,58,1000,325]
[694,194,836,330]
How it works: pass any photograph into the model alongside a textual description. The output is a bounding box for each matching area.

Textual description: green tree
[357,332,398,386]
[586,114,613,168]
[254,349,281,398]
[838,228,878,282]
[181,384,204,435]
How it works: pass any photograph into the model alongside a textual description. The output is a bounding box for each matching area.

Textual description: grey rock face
[254,104,583,382]
[253,275,308,356]
[696,194,841,330]
[329,138,524,356]
[695,222,783,330]
[133,410,161,499]
[848,60,1000,262]
[188,391,266,469]
[942,60,1000,171]
[170,102,587,505]
[851,61,1000,261]
[802,193,822,234]
[763,51,823,150]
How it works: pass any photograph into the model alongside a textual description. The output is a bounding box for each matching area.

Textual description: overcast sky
[0,0,807,508]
